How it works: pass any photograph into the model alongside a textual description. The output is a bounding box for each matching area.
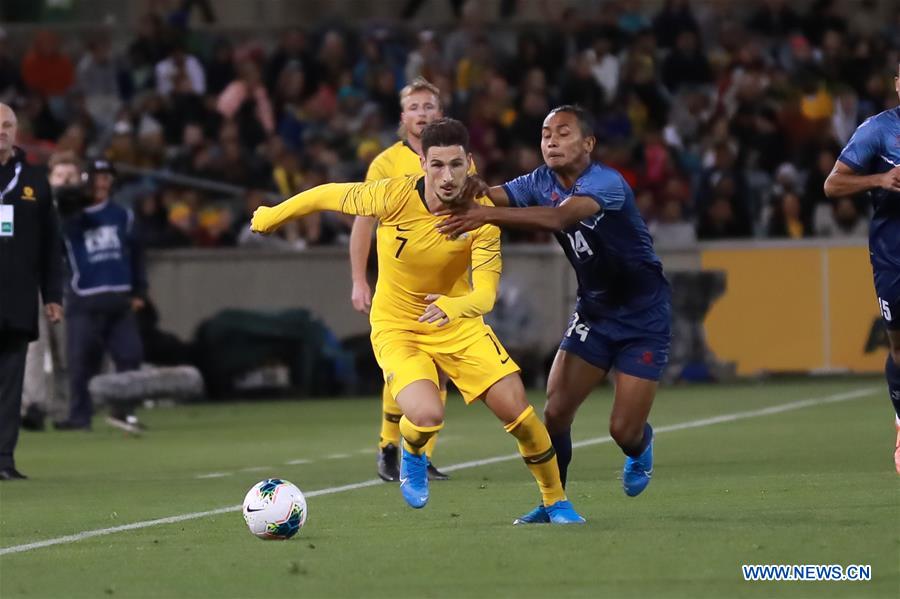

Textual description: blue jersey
[62,201,147,300]
[837,106,900,272]
[502,163,669,322]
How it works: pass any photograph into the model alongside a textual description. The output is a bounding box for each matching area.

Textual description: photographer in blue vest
[55,159,148,434]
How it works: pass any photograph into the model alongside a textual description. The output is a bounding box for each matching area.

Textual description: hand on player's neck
[423,187,446,213]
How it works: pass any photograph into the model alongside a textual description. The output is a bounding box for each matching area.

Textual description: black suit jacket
[0,148,63,341]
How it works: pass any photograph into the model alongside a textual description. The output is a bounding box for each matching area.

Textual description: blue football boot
[399,446,429,508]
[545,500,586,524]
[512,504,550,525]
[623,434,654,497]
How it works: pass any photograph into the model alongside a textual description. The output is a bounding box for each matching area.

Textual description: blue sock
[549,430,572,488]
[623,423,653,458]
[886,355,900,420]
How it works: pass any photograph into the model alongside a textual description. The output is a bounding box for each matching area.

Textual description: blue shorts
[873,267,900,331]
[558,302,672,381]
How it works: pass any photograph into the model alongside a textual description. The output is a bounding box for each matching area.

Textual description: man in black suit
[0,102,63,480]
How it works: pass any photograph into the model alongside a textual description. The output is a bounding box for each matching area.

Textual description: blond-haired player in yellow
[252,119,584,523]
[351,78,462,482]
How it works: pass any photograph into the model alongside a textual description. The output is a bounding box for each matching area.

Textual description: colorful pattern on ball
[265,502,304,539]
[257,478,284,500]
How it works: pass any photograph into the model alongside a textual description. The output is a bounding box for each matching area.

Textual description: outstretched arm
[437,195,601,238]
[251,182,383,234]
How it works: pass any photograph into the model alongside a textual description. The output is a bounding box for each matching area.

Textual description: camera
[54,159,116,216]
[54,183,92,216]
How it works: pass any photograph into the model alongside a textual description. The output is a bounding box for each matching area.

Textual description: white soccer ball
[242,478,308,540]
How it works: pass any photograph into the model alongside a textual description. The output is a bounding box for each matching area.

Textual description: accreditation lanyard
[0,162,22,204]
[0,163,22,237]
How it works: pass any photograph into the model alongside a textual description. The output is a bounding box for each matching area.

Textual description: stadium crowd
[0,0,898,248]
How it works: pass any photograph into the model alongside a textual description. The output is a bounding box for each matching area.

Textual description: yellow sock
[399,416,443,456]
[504,405,566,506]
[379,384,402,449]
[422,388,447,458]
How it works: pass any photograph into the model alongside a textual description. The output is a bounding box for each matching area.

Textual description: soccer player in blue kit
[438,105,671,522]
[825,64,900,474]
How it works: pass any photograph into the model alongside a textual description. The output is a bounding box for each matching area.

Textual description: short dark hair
[421,118,470,156]
[547,105,595,138]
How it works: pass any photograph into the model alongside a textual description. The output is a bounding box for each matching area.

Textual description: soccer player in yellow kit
[351,78,452,482]
[252,119,584,523]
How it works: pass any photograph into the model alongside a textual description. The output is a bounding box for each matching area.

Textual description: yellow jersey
[365,141,423,182]
[252,176,501,350]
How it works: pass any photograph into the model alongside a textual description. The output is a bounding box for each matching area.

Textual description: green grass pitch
[1,376,897,598]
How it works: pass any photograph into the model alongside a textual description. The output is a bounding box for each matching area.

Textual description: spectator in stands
[652,0,700,49]
[747,0,803,37]
[315,30,350,90]
[126,14,167,93]
[135,193,171,249]
[265,28,316,96]
[404,30,443,84]
[20,30,74,102]
[559,50,606,115]
[163,199,195,248]
[766,191,808,239]
[697,176,753,240]
[815,196,869,238]
[444,0,488,68]
[0,27,21,102]
[21,93,63,142]
[651,198,697,248]
[804,146,840,230]
[155,38,205,98]
[205,38,236,96]
[216,121,267,187]
[216,60,274,148]
[104,120,138,165]
[273,64,308,150]
[75,34,121,130]
[661,29,711,94]
[588,35,620,104]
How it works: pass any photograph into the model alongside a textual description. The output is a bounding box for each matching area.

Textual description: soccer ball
[242,478,308,540]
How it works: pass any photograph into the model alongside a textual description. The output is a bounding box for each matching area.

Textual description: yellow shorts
[371,324,520,404]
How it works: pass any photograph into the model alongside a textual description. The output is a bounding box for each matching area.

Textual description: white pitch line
[285,458,312,465]
[195,472,229,479]
[325,453,351,460]
[0,386,878,557]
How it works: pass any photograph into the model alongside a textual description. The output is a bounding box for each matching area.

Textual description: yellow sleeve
[433,223,502,321]
[365,154,390,182]
[251,180,391,234]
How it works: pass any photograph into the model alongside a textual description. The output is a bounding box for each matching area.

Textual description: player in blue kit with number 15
[439,105,671,522]
[825,63,900,474]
